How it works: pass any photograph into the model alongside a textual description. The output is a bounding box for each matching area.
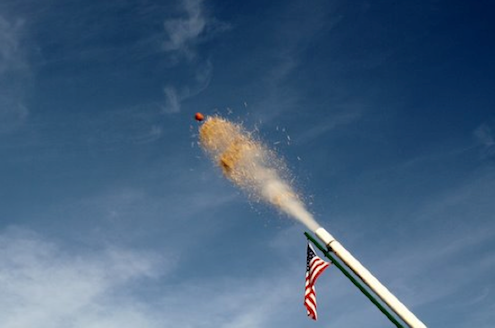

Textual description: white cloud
[0,228,169,328]
[155,275,302,327]
[161,0,223,113]
[163,0,206,58]
[163,59,212,113]
[0,16,26,73]
[162,0,228,59]
[163,61,213,113]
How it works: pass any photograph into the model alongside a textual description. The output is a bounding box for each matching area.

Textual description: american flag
[305,243,330,320]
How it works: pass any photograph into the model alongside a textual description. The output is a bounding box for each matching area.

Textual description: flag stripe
[310,261,329,283]
[304,243,330,321]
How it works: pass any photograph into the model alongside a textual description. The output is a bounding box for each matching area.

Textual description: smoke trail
[199,116,320,232]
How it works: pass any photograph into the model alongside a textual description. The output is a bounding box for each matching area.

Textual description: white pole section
[315,227,427,328]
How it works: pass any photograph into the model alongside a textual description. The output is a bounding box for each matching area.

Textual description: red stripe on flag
[304,244,330,320]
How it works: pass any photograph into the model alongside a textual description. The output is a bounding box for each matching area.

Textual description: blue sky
[0,0,494,327]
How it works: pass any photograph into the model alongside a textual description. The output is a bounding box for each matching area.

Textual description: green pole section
[304,232,405,328]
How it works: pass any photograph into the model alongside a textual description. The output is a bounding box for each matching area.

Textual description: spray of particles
[199,116,320,232]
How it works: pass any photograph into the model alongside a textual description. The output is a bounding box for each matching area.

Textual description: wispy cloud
[163,59,212,113]
[295,107,363,144]
[0,228,170,328]
[132,125,163,144]
[162,0,228,59]
[161,0,225,113]
[163,0,206,59]
[0,16,26,73]
[0,15,30,133]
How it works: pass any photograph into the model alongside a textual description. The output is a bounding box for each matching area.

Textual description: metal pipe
[315,227,427,328]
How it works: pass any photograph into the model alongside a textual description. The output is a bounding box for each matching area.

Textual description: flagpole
[307,229,427,328]
[305,232,405,328]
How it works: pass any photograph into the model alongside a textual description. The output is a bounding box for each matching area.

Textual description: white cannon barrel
[315,227,427,328]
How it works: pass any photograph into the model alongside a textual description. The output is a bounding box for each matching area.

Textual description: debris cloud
[199,116,320,231]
